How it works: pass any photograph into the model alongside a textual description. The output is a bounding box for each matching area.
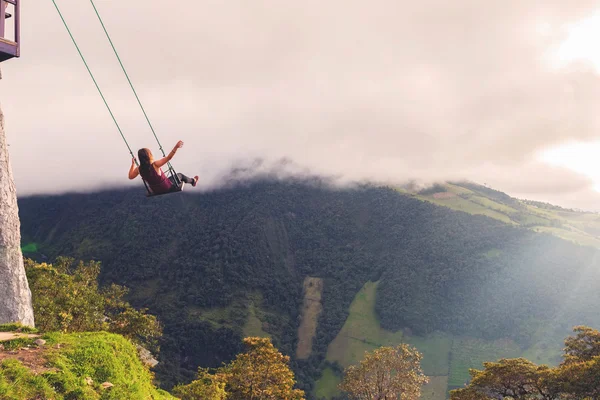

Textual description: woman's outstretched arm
[154,140,184,168]
[128,158,139,179]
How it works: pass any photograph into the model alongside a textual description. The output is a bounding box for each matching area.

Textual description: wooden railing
[0,0,19,61]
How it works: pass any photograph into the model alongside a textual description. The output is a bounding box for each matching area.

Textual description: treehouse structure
[0,0,19,63]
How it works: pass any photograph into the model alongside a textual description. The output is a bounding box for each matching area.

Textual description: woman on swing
[128,140,199,195]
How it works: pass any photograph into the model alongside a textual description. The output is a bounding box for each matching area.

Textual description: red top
[140,165,173,194]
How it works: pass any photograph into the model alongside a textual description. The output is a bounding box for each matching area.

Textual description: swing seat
[145,182,185,198]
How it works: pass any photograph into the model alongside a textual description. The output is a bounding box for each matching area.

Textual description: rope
[87,0,176,178]
[49,0,138,166]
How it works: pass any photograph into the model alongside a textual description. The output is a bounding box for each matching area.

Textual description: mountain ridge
[16,178,600,399]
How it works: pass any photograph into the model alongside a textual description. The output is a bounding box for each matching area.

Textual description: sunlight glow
[539,11,600,191]
[538,141,600,192]
[555,13,600,71]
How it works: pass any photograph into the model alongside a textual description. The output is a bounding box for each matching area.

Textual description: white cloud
[2,0,600,209]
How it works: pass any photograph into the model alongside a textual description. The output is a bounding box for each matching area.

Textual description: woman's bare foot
[193,176,199,187]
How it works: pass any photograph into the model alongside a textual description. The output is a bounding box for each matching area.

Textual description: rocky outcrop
[0,69,35,327]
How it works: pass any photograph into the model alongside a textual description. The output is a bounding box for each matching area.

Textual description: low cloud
[2,0,600,210]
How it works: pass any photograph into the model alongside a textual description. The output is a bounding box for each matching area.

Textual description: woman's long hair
[138,148,153,173]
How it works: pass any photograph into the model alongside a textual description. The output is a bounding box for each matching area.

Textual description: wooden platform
[0,37,17,62]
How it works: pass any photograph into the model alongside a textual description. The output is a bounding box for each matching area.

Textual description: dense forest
[17,178,600,397]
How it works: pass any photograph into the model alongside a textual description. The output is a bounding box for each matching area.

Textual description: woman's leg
[176,173,198,186]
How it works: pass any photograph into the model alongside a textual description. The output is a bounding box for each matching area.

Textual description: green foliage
[24,257,162,353]
[0,323,38,333]
[339,344,428,400]
[172,368,227,400]
[450,326,600,400]
[562,325,600,365]
[224,337,305,400]
[0,332,175,400]
[174,336,305,400]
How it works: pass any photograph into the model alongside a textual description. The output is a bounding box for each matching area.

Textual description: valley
[17,179,600,399]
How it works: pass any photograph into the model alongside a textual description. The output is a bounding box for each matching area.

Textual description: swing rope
[50,0,138,163]
[50,0,180,193]
[88,0,176,180]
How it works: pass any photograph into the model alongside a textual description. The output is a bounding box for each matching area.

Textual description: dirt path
[296,277,324,359]
[0,332,40,342]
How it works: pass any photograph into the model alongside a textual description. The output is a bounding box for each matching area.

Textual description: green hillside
[0,329,174,399]
[408,181,600,248]
[17,179,600,399]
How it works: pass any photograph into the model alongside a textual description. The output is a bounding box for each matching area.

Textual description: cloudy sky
[3,0,600,210]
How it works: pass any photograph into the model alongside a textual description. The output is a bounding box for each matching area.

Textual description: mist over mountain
[17,178,600,398]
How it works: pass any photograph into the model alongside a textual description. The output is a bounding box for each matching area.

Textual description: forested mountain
[17,178,600,399]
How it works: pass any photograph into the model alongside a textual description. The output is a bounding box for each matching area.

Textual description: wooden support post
[0,1,5,38]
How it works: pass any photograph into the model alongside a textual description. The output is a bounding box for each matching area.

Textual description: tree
[562,325,600,365]
[339,344,428,400]
[24,257,162,352]
[449,358,560,400]
[449,327,600,400]
[172,368,227,400]
[557,356,600,399]
[224,337,305,400]
[172,336,305,400]
[24,257,105,333]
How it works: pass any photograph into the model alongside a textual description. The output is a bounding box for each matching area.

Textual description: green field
[321,281,452,398]
[406,182,600,249]
[319,279,568,399]
[421,376,449,400]
[314,367,342,399]
[448,337,521,389]
[21,242,38,253]
[186,292,271,338]
[326,281,404,368]
[417,194,515,224]
[243,303,271,338]
[405,332,453,376]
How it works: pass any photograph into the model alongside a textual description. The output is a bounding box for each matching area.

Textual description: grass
[314,367,341,399]
[0,323,38,333]
[2,338,36,351]
[420,376,449,400]
[448,337,521,389]
[445,184,475,195]
[21,242,38,254]
[468,196,518,215]
[243,303,270,339]
[319,278,572,399]
[405,332,453,376]
[326,281,404,368]
[417,194,515,224]
[0,331,175,399]
[187,301,245,330]
[326,282,452,376]
[533,226,600,249]
[483,248,502,259]
[411,182,600,248]
[187,292,272,339]
[0,359,57,400]
[522,340,563,367]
